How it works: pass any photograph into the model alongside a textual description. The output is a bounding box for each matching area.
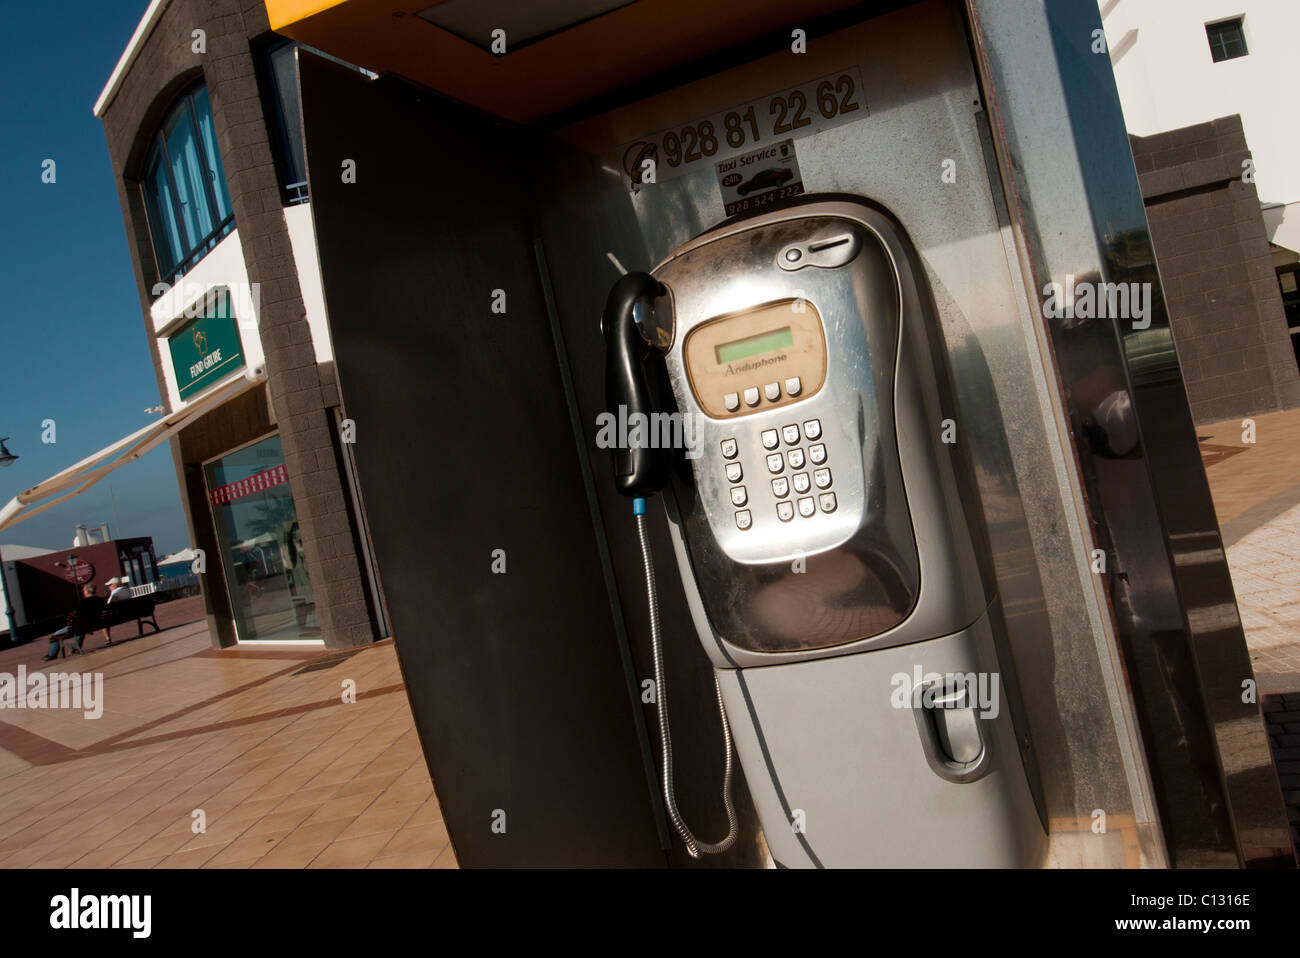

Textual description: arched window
[140,84,234,283]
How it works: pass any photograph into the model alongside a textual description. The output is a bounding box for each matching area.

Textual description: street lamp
[56,553,82,605]
[0,438,17,467]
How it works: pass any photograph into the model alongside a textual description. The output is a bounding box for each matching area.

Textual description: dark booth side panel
[299,53,666,866]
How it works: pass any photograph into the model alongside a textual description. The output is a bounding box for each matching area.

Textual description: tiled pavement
[0,597,455,869]
[1199,408,1300,684]
[1199,407,1300,853]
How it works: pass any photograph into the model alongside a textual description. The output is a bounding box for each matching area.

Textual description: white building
[1101,0,1300,261]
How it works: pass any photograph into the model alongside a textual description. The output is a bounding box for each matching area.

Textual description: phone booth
[271,0,1293,867]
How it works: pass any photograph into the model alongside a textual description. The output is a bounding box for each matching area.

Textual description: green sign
[168,292,246,401]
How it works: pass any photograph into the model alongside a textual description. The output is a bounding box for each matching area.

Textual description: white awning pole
[0,366,266,532]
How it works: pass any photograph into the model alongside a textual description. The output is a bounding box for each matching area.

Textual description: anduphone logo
[49,888,151,938]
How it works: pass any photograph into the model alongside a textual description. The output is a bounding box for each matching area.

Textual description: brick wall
[98,0,375,648]
[1132,116,1300,424]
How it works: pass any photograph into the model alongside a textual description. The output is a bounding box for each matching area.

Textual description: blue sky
[0,2,192,558]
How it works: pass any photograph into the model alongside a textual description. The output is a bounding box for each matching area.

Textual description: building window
[205,434,318,641]
[259,41,309,206]
[1206,18,1248,63]
[140,84,234,285]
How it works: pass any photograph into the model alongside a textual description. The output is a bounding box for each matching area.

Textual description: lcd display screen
[714,326,794,364]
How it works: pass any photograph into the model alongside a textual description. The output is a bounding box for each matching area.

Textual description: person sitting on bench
[105,576,130,603]
[43,584,106,661]
[103,577,129,645]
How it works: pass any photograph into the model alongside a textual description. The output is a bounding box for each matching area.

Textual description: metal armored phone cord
[633,496,739,858]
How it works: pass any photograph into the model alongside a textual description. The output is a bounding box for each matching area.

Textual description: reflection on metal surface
[539,0,1162,865]
[967,0,1294,866]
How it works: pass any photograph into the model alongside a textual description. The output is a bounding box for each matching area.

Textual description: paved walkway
[0,597,454,868]
[1199,408,1300,686]
[1199,407,1300,853]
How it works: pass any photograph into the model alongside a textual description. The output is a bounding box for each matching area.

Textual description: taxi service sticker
[716,139,804,217]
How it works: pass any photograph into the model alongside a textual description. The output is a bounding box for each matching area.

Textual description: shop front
[205,433,317,642]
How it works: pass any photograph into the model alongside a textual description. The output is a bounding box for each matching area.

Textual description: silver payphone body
[605,196,1046,867]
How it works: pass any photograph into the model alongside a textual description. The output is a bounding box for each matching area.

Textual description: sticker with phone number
[620,68,867,188]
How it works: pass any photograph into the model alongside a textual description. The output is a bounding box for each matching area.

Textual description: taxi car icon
[736,166,795,196]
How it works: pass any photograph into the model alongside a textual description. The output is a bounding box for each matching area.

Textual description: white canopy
[0,366,267,532]
[157,547,199,566]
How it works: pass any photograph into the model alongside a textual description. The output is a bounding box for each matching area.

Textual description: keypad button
[730,485,748,507]
[724,392,740,412]
[764,382,781,401]
[761,429,779,450]
[803,419,822,440]
[776,501,794,522]
[771,477,789,498]
[797,497,816,518]
[725,462,742,483]
[744,387,760,407]
[808,443,827,464]
[819,492,837,513]
[788,449,805,470]
[766,453,785,474]
[785,377,802,397]
[721,438,738,459]
[781,424,800,445]
[735,510,752,530]
[813,467,832,489]
[792,472,810,494]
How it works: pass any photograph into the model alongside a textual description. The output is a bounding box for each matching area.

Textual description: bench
[51,595,161,657]
[101,595,160,643]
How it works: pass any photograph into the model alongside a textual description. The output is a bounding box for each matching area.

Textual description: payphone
[604,196,1046,867]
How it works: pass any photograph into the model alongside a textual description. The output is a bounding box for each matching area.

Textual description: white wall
[284,203,335,365]
[1101,0,1300,251]
[150,228,264,411]
[148,203,335,412]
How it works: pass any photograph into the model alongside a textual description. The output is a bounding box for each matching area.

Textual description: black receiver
[602,272,672,497]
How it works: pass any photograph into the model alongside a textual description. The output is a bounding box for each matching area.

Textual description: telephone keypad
[717,416,839,534]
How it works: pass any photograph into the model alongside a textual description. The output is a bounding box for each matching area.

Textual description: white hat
[105,577,122,586]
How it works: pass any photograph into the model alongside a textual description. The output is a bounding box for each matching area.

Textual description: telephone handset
[602,271,739,860]
[602,272,672,497]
